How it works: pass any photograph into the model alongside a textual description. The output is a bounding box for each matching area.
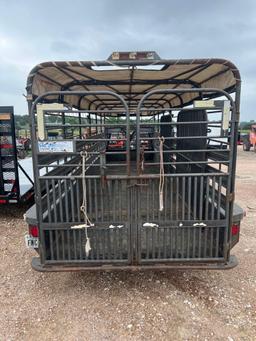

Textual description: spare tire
[160,113,174,172]
[176,109,207,173]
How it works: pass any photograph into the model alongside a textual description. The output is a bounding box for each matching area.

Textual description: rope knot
[159,136,165,144]
[80,150,88,158]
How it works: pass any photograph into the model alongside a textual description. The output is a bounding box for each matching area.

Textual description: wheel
[18,149,26,159]
[243,142,250,151]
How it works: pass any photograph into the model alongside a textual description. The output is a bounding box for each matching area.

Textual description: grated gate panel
[30,89,237,268]
[0,107,19,202]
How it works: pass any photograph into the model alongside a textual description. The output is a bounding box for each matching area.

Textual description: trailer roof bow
[26,52,241,113]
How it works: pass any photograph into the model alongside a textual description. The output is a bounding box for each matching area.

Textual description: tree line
[14,114,255,131]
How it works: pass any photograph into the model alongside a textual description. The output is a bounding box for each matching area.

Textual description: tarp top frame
[26,54,241,115]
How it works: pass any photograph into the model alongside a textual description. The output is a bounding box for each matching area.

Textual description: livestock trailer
[25,51,243,271]
[0,107,34,204]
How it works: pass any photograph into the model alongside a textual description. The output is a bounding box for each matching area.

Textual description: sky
[0,0,255,120]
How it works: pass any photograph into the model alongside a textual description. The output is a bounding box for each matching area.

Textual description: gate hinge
[228,192,235,202]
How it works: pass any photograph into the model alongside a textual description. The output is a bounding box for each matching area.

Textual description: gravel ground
[0,146,255,341]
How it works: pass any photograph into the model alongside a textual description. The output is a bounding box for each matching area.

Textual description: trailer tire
[18,149,26,159]
[243,142,250,151]
[176,109,207,173]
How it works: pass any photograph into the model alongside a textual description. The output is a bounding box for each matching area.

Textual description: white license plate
[25,235,39,249]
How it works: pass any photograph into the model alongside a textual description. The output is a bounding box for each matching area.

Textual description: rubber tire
[176,109,207,173]
[18,150,26,159]
[243,143,250,151]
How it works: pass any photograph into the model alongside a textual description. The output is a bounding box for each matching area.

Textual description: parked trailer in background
[243,124,256,152]
[0,107,34,204]
[25,52,243,271]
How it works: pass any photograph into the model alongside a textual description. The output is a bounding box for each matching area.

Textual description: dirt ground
[0,146,255,341]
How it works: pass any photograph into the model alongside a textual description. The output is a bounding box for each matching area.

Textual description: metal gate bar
[29,88,237,267]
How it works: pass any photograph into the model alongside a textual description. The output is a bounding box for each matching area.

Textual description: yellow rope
[80,150,94,256]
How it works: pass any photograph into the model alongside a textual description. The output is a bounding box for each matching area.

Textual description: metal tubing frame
[29,90,129,264]
[27,84,240,269]
[0,107,20,202]
[136,87,237,264]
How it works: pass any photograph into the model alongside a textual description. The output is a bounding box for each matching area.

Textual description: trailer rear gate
[0,107,34,204]
[0,107,20,203]
[26,54,242,270]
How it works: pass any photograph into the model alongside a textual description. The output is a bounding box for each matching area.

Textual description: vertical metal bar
[169,227,173,259]
[95,114,98,134]
[49,230,54,260]
[78,112,82,139]
[211,176,216,220]
[215,227,220,258]
[210,227,213,258]
[94,178,98,221]
[61,230,65,260]
[192,227,196,258]
[182,176,185,220]
[55,230,60,260]
[157,180,161,223]
[76,179,81,222]
[88,113,91,136]
[51,179,57,222]
[193,177,197,220]
[88,179,92,216]
[181,227,184,258]
[106,182,111,221]
[96,228,100,260]
[125,106,130,177]
[58,180,64,222]
[62,112,66,139]
[188,176,191,219]
[64,180,70,222]
[217,176,222,219]
[163,228,167,259]
[205,176,209,220]
[199,176,203,220]
[46,179,52,223]
[152,179,155,220]
[176,177,179,220]
[146,227,150,259]
[157,228,161,259]
[119,179,122,220]
[203,228,208,258]
[67,229,71,260]
[118,227,122,260]
[198,227,202,258]
[107,227,111,260]
[175,227,178,258]
[78,229,83,259]
[73,229,77,260]
[113,228,117,260]
[186,227,190,258]
[100,181,104,222]
[170,177,173,220]
[113,180,116,221]
[164,180,167,222]
[152,228,155,259]
[102,228,106,260]
[70,179,75,222]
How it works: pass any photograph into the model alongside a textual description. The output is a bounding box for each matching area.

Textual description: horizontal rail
[39,172,229,180]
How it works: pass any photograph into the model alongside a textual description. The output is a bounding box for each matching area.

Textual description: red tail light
[0,199,6,204]
[231,224,239,236]
[29,225,39,237]
[0,143,13,149]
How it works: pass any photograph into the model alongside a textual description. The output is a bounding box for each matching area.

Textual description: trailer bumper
[31,255,238,272]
